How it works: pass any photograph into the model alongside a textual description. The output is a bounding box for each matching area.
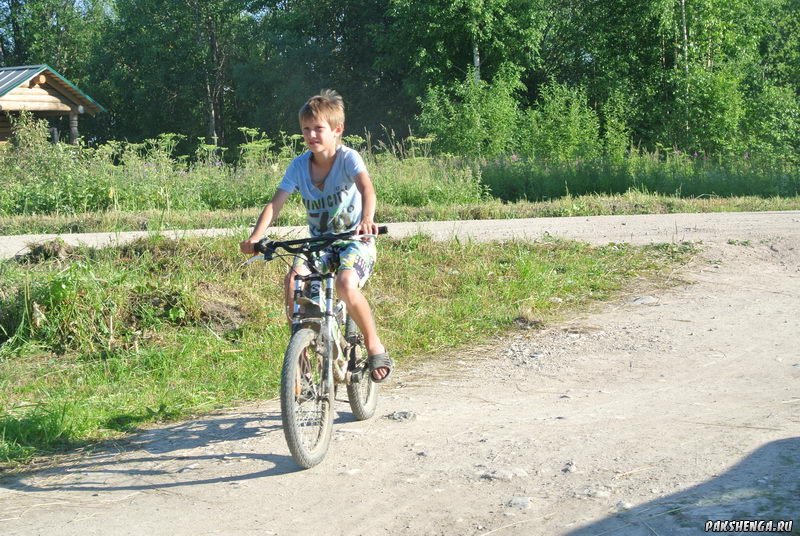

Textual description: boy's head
[299,89,345,131]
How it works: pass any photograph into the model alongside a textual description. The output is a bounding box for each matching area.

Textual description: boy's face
[301,116,343,154]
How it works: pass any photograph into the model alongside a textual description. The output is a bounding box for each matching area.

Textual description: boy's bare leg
[336,270,389,381]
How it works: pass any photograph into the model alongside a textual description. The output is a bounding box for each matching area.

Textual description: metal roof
[0,64,106,115]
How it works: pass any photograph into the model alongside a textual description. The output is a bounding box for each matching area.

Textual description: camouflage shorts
[291,238,377,288]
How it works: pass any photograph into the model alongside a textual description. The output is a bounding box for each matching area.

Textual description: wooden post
[69,111,79,145]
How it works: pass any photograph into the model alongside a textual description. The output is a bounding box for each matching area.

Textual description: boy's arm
[354,171,378,236]
[240,188,291,254]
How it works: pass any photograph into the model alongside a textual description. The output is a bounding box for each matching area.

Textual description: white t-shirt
[278,146,366,237]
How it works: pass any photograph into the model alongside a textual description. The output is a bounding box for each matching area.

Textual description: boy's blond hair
[299,89,345,130]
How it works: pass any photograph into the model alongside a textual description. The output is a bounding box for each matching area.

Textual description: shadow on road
[124,412,283,455]
[568,437,800,536]
[0,410,303,493]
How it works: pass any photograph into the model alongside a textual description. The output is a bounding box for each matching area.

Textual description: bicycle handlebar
[254,225,388,258]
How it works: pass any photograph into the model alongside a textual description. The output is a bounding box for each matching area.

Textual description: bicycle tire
[280,328,334,468]
[345,318,378,421]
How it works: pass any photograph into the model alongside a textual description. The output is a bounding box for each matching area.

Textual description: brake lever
[350,225,389,241]
[244,239,276,265]
[242,254,264,266]
[352,233,377,241]
[352,227,389,241]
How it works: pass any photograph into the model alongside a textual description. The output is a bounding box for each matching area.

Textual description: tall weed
[481,150,800,202]
[370,155,487,206]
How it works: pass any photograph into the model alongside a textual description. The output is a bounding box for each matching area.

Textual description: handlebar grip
[377,225,388,235]
[254,238,269,254]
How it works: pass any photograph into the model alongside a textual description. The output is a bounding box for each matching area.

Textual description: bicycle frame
[252,228,386,392]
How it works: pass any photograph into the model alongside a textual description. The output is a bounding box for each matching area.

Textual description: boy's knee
[335,270,360,294]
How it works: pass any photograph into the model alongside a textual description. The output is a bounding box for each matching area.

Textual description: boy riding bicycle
[240,90,392,383]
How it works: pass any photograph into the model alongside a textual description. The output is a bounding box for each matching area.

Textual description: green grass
[0,233,695,465]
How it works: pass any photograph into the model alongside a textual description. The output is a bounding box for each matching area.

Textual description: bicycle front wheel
[280,328,334,468]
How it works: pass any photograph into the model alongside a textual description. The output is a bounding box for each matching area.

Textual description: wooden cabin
[0,64,105,144]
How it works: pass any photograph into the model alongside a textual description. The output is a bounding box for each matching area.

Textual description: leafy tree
[535,0,796,157]
[601,90,633,163]
[383,0,544,105]
[0,0,107,78]
[757,0,799,95]
[87,0,254,145]
[0,0,794,162]
[235,0,409,138]
[742,83,800,164]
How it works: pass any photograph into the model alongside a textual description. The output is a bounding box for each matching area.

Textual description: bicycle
[248,226,388,468]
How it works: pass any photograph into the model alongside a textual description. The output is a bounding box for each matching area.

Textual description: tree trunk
[190,1,225,146]
[205,13,226,146]
[9,0,27,62]
[680,0,690,135]
[210,18,225,146]
[473,40,481,84]
[205,77,217,145]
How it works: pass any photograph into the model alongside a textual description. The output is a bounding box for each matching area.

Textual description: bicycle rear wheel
[345,318,378,421]
[280,328,334,468]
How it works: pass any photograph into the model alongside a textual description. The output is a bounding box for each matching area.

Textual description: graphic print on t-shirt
[278,146,365,237]
[303,183,357,235]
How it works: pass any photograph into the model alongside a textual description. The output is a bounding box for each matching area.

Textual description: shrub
[418,64,523,158]
[742,83,800,165]
[665,66,746,156]
[518,83,602,163]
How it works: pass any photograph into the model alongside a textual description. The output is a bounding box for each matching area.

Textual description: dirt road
[1,212,799,535]
[1,211,799,257]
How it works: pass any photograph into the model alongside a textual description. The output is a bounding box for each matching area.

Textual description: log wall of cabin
[0,84,75,113]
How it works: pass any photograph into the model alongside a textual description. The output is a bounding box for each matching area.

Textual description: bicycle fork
[293,273,351,394]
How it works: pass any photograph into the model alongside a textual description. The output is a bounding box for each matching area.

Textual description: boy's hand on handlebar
[357,219,379,238]
[240,239,257,255]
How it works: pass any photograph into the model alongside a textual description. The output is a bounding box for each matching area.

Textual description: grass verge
[0,233,695,466]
